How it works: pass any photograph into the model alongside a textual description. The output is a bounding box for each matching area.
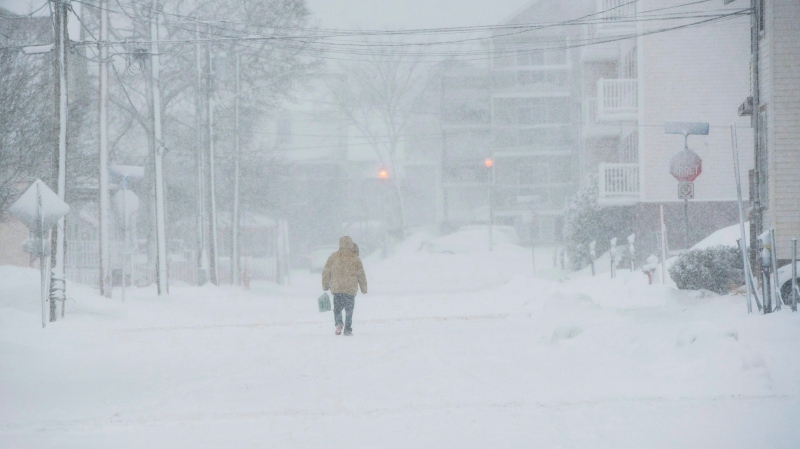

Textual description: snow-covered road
[2,232,800,448]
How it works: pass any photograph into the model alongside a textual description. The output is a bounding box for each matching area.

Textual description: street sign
[8,179,70,328]
[670,148,702,182]
[665,122,709,136]
[678,182,694,199]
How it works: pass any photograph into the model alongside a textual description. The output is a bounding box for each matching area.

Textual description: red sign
[670,148,702,182]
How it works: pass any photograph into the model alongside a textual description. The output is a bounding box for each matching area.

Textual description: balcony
[596,79,638,122]
[593,0,637,36]
[493,125,574,154]
[598,163,639,205]
[581,0,636,61]
[582,97,620,138]
[491,68,571,98]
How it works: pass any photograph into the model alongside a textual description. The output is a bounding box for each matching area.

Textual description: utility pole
[98,0,111,298]
[727,0,762,268]
[195,22,209,285]
[231,53,241,286]
[749,0,763,271]
[49,0,70,320]
[149,0,168,294]
[484,158,494,251]
[206,26,219,285]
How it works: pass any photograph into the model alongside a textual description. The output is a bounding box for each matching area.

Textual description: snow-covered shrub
[668,245,744,294]
[563,185,634,270]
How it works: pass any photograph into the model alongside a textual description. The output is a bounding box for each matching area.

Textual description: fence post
[610,237,618,278]
[758,230,772,313]
[770,229,782,311]
[792,239,798,312]
[627,233,635,271]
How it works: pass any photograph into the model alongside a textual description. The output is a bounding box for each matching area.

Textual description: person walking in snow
[322,236,367,336]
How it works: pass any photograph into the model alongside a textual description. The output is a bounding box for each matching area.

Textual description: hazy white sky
[0,0,47,14]
[304,0,530,30]
[0,0,533,30]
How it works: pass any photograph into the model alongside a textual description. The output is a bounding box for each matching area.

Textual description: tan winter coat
[322,236,368,296]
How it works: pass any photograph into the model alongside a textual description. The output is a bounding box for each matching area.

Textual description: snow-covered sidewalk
[2,232,799,448]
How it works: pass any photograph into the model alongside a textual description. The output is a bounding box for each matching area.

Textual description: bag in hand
[318,291,331,312]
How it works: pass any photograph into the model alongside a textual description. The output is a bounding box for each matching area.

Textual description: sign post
[730,123,753,313]
[111,165,144,302]
[9,180,70,328]
[666,121,708,249]
[517,194,541,276]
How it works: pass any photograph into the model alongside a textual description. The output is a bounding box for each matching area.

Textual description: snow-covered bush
[563,185,634,270]
[668,245,744,294]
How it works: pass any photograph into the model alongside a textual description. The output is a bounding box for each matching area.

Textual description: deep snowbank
[1,226,799,448]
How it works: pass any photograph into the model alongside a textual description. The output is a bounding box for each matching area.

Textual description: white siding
[765,0,800,259]
[639,1,753,203]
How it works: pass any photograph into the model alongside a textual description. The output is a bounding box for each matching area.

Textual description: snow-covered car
[776,261,800,303]
[420,225,520,255]
[308,246,337,273]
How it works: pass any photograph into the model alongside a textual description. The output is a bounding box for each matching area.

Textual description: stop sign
[670,148,702,182]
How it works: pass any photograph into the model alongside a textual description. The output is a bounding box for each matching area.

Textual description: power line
[62,10,748,65]
[0,1,49,19]
[64,0,749,64]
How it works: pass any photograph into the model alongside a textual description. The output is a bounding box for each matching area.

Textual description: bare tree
[96,0,319,285]
[327,39,433,238]
[0,14,54,220]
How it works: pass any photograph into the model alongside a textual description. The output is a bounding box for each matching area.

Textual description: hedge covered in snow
[563,185,634,271]
[668,245,744,294]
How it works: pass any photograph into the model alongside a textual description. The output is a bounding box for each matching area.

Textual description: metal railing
[597,0,637,30]
[597,79,638,118]
[599,163,639,200]
[64,240,284,287]
[66,240,123,269]
[65,240,197,286]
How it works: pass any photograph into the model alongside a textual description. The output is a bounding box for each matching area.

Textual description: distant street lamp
[485,158,495,251]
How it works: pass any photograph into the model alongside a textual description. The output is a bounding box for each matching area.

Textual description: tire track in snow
[115,314,509,333]
[2,394,796,434]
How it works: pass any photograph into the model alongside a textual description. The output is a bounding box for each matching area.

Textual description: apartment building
[438,62,493,226]
[745,0,800,261]
[435,0,754,250]
[438,2,590,242]
[580,0,753,250]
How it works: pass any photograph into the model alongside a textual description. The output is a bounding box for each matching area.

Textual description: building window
[758,109,768,205]
[518,164,549,197]
[276,117,292,145]
[494,98,571,126]
[443,99,490,125]
[621,47,637,78]
[493,37,568,68]
[337,127,348,153]
[620,129,638,163]
[517,50,545,66]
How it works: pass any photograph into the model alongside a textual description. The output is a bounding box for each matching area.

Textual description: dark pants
[333,293,355,332]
